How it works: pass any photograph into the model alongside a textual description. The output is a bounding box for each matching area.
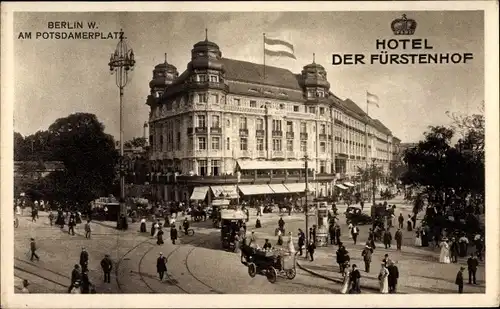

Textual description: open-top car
[240,243,297,283]
[345,206,372,225]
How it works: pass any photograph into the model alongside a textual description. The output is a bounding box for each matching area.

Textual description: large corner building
[144,37,400,202]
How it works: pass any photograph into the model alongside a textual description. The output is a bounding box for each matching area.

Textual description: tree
[124,137,147,148]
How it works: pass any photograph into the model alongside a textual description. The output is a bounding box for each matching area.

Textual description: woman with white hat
[439,237,451,264]
[378,262,389,294]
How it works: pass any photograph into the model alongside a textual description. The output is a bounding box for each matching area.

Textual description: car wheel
[248,263,257,278]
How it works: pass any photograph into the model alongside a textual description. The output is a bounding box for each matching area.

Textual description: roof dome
[301,54,330,89]
[193,39,220,50]
[149,53,179,90]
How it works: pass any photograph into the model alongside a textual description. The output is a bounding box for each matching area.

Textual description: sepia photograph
[1,1,498,308]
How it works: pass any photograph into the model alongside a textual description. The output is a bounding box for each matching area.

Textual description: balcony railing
[286,132,294,139]
[300,133,308,140]
[272,130,283,137]
[272,150,284,158]
[255,129,265,137]
[210,127,222,134]
[239,128,249,136]
[319,134,327,140]
[256,150,266,158]
[186,81,230,92]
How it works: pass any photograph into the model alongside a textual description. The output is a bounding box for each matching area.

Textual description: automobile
[345,206,372,225]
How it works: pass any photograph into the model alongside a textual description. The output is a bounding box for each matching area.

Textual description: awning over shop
[336,184,348,190]
[211,185,239,199]
[269,184,290,194]
[190,186,209,200]
[344,182,356,187]
[284,183,317,193]
[238,184,274,196]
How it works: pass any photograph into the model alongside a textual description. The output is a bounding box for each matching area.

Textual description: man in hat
[100,254,113,283]
[156,252,168,281]
[361,245,373,273]
[80,247,89,273]
[455,266,465,293]
[395,228,403,251]
[84,220,92,239]
[467,253,479,285]
[387,260,399,293]
[29,238,40,261]
[383,228,393,249]
[68,264,81,293]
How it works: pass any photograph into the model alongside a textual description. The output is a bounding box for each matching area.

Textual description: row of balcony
[186,127,333,141]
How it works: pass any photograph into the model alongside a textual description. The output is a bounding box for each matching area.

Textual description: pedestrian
[387,260,399,293]
[234,233,241,254]
[70,281,82,294]
[329,224,335,245]
[278,216,285,234]
[81,270,91,294]
[414,228,422,247]
[20,279,30,293]
[140,218,147,233]
[150,221,156,236]
[351,225,359,245]
[157,228,164,245]
[439,238,451,264]
[170,225,178,245]
[467,253,478,284]
[458,234,469,257]
[450,238,460,263]
[29,238,40,261]
[378,262,389,294]
[337,243,348,273]
[335,224,341,245]
[276,229,283,246]
[421,226,429,247]
[368,228,376,249]
[383,253,389,267]
[361,245,373,272]
[80,247,89,272]
[68,216,76,235]
[249,231,257,245]
[307,240,316,261]
[398,213,404,229]
[406,215,413,231]
[297,229,305,256]
[100,254,113,283]
[474,236,483,261]
[31,207,37,222]
[349,264,361,294]
[84,220,91,239]
[68,264,81,293]
[395,228,403,250]
[455,266,465,293]
[156,252,167,281]
[48,211,54,226]
[383,228,392,249]
[153,220,160,238]
[340,263,351,294]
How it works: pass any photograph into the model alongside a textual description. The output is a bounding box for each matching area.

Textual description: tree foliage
[124,137,147,148]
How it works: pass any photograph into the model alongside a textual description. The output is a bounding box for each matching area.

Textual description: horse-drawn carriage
[220,209,246,251]
[240,243,297,283]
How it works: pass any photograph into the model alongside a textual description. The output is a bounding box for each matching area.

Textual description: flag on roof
[264,34,296,59]
[367,91,380,108]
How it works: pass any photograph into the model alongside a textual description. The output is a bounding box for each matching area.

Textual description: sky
[13,11,484,143]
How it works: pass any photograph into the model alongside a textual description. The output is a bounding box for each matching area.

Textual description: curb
[296,260,380,292]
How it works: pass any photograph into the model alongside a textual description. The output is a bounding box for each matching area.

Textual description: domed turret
[149,53,179,93]
[301,54,330,90]
[188,29,224,72]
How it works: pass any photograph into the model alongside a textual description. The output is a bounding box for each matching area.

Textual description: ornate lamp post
[304,154,309,245]
[108,29,135,229]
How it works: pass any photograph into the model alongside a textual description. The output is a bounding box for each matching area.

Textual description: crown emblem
[391,14,417,35]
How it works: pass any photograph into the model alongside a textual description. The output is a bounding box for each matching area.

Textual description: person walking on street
[456,266,465,293]
[170,225,178,245]
[48,211,54,226]
[387,260,399,293]
[407,214,413,231]
[68,264,81,293]
[84,220,91,239]
[68,216,76,236]
[29,238,40,261]
[450,238,459,263]
[378,262,389,294]
[297,229,305,256]
[156,253,167,281]
[351,225,359,245]
[340,263,351,294]
[398,213,404,229]
[80,247,89,273]
[361,245,373,272]
[349,264,361,294]
[467,253,478,284]
[383,228,392,249]
[307,240,316,262]
[20,279,30,293]
[329,224,335,245]
[395,228,403,251]
[157,228,164,245]
[335,224,341,245]
[100,254,113,283]
[81,270,91,294]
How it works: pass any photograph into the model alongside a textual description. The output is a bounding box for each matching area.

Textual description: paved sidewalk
[296,243,485,294]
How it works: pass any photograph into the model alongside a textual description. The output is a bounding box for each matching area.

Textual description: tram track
[183,240,225,294]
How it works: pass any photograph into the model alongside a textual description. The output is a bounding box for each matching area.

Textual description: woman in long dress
[340,263,351,294]
[348,223,353,239]
[378,263,389,294]
[439,238,451,264]
[415,228,422,247]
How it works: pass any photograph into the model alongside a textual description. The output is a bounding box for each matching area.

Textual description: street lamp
[108,29,135,229]
[304,154,309,245]
[371,158,377,207]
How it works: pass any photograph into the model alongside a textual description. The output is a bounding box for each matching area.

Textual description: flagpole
[263,33,266,80]
[365,91,369,166]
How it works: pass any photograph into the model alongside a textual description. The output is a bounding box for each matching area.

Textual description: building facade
[144,39,399,201]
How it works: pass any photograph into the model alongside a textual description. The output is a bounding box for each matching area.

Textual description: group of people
[67,248,113,293]
[139,215,196,246]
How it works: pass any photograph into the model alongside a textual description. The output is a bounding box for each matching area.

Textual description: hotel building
[144,38,399,202]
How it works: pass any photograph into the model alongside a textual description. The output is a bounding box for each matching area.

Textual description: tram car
[220,209,246,251]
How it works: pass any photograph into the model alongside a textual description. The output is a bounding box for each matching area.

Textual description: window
[320,107,325,115]
[226,137,230,150]
[176,132,181,150]
[256,118,264,130]
[240,138,248,151]
[320,142,326,153]
[159,135,164,150]
[256,138,264,151]
[234,98,241,106]
[273,139,282,151]
[197,115,206,127]
[320,161,326,173]
[239,117,248,129]
[211,94,219,104]
[307,90,314,98]
[198,137,206,150]
[309,107,316,114]
[212,115,220,128]
[226,119,231,128]
[188,137,193,149]
[300,122,307,133]
[287,140,293,151]
[272,119,282,131]
[211,137,220,150]
[210,75,218,82]
[250,100,257,108]
[279,103,285,109]
[286,121,293,133]
[198,160,207,176]
[198,75,208,82]
[293,105,299,112]
[300,141,307,152]
[320,124,326,134]
[211,160,220,176]
[317,91,324,98]
[198,93,207,103]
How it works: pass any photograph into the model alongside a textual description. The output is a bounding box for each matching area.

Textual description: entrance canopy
[211,185,239,199]
[269,184,289,194]
[284,183,316,193]
[336,184,348,190]
[238,184,274,196]
[344,182,356,187]
[190,186,209,200]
